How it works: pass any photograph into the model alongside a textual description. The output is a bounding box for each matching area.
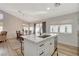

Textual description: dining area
[0,31,7,42]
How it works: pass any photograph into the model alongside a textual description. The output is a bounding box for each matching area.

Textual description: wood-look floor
[0,38,78,56]
[58,43,79,56]
[0,38,21,56]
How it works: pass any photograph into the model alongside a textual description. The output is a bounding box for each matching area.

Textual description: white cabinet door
[49,38,54,55]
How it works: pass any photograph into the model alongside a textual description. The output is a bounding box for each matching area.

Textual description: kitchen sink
[38,35,51,38]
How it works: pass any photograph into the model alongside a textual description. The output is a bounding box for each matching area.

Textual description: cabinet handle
[39,52,44,55]
[50,43,52,45]
[39,44,44,47]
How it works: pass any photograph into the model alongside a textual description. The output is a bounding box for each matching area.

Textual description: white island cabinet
[22,34,57,56]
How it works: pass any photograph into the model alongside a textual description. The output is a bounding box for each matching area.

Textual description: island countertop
[22,33,57,43]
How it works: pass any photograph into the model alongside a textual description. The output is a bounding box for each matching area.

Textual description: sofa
[0,31,7,42]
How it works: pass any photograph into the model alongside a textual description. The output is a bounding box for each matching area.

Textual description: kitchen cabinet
[23,34,57,56]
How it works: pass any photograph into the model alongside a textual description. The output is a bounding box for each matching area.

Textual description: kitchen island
[22,34,58,56]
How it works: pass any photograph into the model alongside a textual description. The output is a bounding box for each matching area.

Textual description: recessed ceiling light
[47,7,50,10]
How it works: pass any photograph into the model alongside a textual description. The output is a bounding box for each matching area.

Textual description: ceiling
[0,3,78,23]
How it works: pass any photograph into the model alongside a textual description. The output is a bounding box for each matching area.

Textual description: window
[53,25,59,32]
[50,24,72,33]
[50,25,59,32]
[60,24,72,33]
[36,24,40,36]
[0,26,3,32]
[23,26,29,35]
[65,24,72,33]
[30,26,34,34]
[36,23,42,36]
[23,27,28,31]
[60,25,66,33]
[50,25,53,32]
[39,23,42,34]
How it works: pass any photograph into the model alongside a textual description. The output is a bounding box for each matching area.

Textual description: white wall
[0,20,3,26]
[0,12,3,29]
[0,10,29,39]
[45,12,79,47]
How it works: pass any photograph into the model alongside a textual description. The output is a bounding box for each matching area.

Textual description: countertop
[22,34,57,43]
